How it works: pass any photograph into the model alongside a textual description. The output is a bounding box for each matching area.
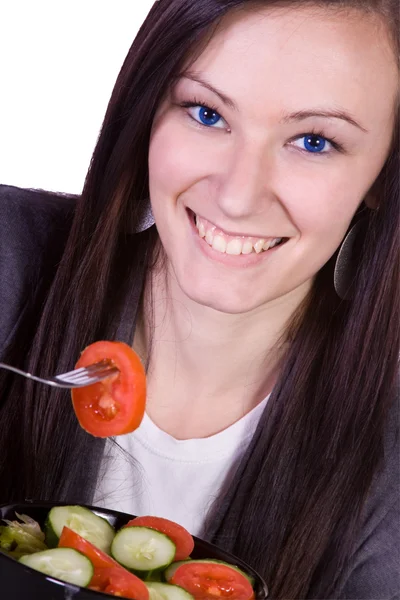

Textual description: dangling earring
[334,218,366,300]
[135,199,155,233]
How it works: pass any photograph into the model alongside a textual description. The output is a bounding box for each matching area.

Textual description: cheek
[278,166,364,246]
[148,118,225,202]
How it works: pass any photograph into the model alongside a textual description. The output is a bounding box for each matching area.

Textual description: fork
[0,359,119,388]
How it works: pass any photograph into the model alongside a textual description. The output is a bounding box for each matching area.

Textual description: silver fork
[0,359,119,388]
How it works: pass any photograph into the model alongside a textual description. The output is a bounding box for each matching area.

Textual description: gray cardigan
[0,184,399,599]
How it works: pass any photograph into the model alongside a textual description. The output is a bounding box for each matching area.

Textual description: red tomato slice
[171,562,254,600]
[58,526,115,569]
[90,567,149,599]
[102,568,149,600]
[125,516,194,561]
[71,340,146,437]
[59,527,149,600]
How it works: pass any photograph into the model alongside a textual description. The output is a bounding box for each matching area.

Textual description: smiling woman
[0,1,399,599]
[148,5,397,314]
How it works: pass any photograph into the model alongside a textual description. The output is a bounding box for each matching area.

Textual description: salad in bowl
[0,502,268,600]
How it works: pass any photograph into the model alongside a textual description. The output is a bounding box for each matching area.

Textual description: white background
[0,1,155,193]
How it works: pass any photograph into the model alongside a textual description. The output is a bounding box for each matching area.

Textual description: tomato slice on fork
[71,340,146,437]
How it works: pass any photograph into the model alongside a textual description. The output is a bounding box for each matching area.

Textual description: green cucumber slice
[164,558,254,586]
[111,526,176,571]
[45,505,114,552]
[147,582,194,600]
[163,560,190,582]
[19,547,93,587]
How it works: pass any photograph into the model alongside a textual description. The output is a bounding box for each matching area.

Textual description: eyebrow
[179,72,367,132]
[179,72,238,110]
[281,109,368,133]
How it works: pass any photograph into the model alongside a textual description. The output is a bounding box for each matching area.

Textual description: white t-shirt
[93,395,269,537]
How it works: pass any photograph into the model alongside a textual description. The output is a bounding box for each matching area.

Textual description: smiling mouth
[188,209,288,255]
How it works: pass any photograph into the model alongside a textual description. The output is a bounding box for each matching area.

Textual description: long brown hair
[0,1,398,597]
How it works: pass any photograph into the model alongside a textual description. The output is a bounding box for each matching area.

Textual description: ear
[364,174,382,210]
[364,192,379,210]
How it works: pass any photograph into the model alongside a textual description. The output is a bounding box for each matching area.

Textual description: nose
[215,140,276,220]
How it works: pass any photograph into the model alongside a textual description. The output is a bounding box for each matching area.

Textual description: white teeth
[195,215,206,238]
[242,241,253,254]
[194,213,284,255]
[269,237,282,249]
[226,239,242,255]
[205,229,214,245]
[253,239,265,254]
[262,240,271,251]
[212,235,227,253]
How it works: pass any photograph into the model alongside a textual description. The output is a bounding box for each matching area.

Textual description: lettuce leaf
[0,513,47,558]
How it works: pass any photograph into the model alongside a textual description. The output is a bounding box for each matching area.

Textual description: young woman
[0,0,398,597]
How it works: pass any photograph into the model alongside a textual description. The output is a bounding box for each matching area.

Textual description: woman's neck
[134,261,310,439]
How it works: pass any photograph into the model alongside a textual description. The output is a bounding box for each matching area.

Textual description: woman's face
[148,5,397,314]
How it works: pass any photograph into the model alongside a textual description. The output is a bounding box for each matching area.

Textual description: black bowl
[0,502,268,600]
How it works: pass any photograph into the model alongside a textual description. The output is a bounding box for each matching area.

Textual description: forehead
[185,5,398,127]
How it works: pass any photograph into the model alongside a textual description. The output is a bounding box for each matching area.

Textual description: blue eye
[293,134,332,153]
[188,105,225,128]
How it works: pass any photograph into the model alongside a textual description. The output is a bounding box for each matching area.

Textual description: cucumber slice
[147,582,194,600]
[19,548,93,587]
[163,560,190,582]
[164,558,254,586]
[45,505,114,552]
[111,526,176,571]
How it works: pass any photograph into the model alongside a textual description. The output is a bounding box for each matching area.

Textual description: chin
[176,275,269,315]
[191,295,258,315]
[195,296,255,314]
